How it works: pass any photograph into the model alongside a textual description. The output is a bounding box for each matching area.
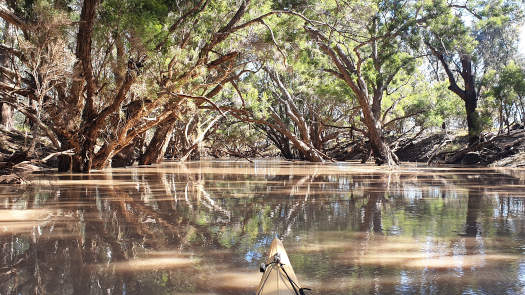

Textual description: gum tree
[291,0,431,165]
[0,0,277,171]
[423,0,524,145]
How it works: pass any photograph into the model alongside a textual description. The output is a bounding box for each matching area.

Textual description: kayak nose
[257,237,309,295]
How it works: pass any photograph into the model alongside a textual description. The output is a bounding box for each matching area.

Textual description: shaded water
[1,160,524,295]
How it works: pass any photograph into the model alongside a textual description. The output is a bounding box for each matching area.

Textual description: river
[1,160,524,294]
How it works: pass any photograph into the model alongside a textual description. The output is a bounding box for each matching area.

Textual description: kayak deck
[256,238,303,295]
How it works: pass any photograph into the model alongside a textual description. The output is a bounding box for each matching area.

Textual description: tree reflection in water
[0,161,524,295]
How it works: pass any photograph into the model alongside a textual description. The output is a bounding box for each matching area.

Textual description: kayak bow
[256,238,309,295]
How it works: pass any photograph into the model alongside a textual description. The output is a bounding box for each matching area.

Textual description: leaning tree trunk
[139,116,177,165]
[111,100,152,167]
[360,104,396,165]
[352,80,397,166]
[265,128,295,159]
[179,112,227,162]
[111,135,144,168]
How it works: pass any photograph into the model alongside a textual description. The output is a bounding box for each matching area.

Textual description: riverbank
[396,127,525,167]
[3,126,525,184]
[0,127,55,184]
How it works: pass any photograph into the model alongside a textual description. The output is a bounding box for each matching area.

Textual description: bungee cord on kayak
[256,238,311,295]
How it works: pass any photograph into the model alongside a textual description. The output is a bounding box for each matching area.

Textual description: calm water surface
[1,160,524,295]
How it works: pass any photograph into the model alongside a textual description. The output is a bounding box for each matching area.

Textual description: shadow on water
[0,161,524,294]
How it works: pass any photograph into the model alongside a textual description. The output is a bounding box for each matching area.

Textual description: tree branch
[259,19,287,65]
[0,8,30,32]
[426,42,466,100]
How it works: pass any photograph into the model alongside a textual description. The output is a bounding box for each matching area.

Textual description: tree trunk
[518,95,525,124]
[263,126,296,159]
[57,154,72,172]
[504,104,511,135]
[0,103,13,130]
[139,116,177,165]
[358,92,397,165]
[311,114,323,150]
[464,91,481,145]
[269,113,324,162]
[0,44,13,131]
[110,101,150,167]
[79,138,95,172]
[498,100,503,135]
[111,139,138,168]
[462,56,481,145]
[429,47,482,146]
[305,28,397,165]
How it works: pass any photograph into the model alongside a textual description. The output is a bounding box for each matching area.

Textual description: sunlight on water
[0,160,524,294]
[206,269,260,291]
[0,209,54,221]
[101,256,197,272]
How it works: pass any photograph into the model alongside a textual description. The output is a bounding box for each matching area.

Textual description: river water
[0,160,524,295]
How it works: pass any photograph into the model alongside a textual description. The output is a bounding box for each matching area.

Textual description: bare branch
[259,19,287,65]
[449,4,482,20]
[383,110,426,129]
[173,93,227,117]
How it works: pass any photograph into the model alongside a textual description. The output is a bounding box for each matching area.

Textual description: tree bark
[111,136,144,168]
[0,103,13,131]
[464,93,481,145]
[57,154,72,172]
[0,46,13,131]
[462,57,481,145]
[139,116,177,165]
[262,126,296,159]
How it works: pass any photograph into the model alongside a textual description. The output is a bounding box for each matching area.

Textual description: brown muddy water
[0,160,524,295]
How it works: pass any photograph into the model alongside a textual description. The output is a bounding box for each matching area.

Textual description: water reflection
[0,161,524,294]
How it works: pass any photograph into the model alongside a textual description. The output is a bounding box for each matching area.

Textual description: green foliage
[2,0,525,162]
[482,61,525,129]
[5,0,38,20]
[383,73,464,133]
[490,61,525,100]
[271,0,310,10]
[99,0,173,50]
